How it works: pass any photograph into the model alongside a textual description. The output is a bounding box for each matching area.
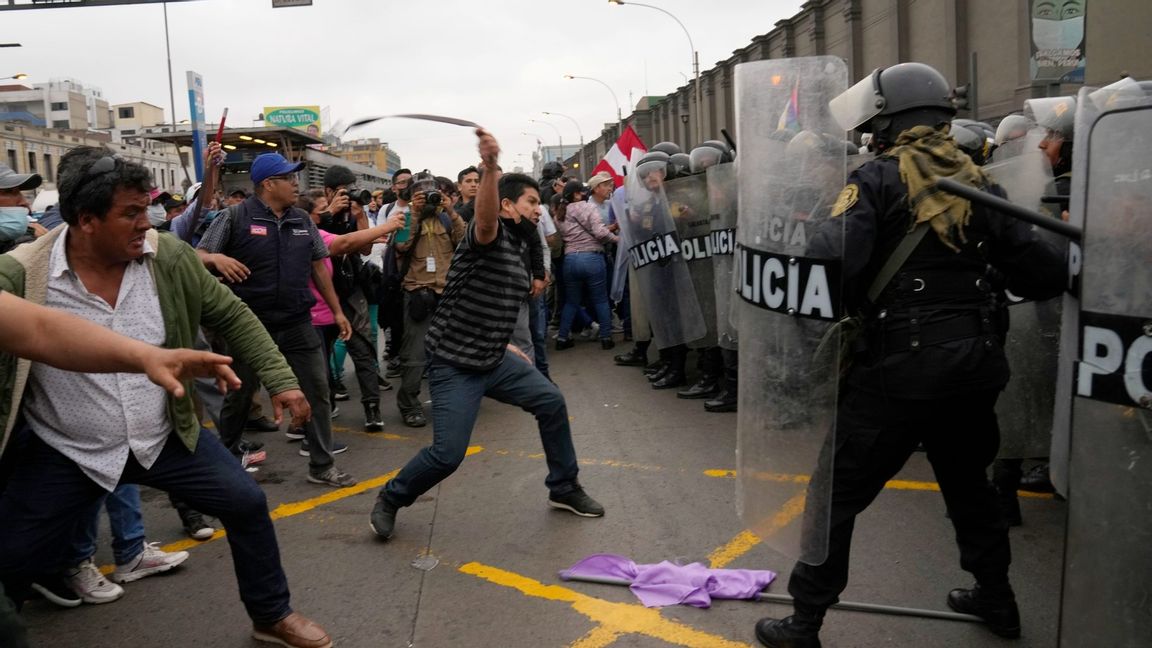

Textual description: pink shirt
[309,230,336,326]
[560,201,618,254]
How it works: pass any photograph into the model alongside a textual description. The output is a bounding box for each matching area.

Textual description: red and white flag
[592,125,647,187]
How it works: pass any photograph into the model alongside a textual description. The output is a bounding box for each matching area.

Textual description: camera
[411,174,441,206]
[341,187,372,205]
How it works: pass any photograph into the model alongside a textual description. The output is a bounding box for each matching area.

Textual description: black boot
[645,360,670,381]
[704,389,738,412]
[364,402,384,432]
[1018,462,1053,493]
[651,368,686,389]
[947,584,1021,639]
[754,614,822,648]
[677,374,720,399]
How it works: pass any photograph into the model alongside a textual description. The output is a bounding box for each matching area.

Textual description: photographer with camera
[391,171,466,427]
[319,165,386,432]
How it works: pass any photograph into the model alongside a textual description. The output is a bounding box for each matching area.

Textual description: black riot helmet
[950,122,988,165]
[635,150,670,180]
[689,140,734,173]
[650,141,682,156]
[667,152,692,178]
[829,62,956,149]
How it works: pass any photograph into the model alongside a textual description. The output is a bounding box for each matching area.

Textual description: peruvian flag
[593,125,647,186]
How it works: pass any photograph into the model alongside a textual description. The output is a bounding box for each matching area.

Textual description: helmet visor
[829,71,884,132]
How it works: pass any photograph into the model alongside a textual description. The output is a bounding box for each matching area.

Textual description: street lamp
[609,0,702,146]
[3,73,28,81]
[543,111,585,180]
[564,74,623,123]
[529,118,564,170]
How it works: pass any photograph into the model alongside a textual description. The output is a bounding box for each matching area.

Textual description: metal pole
[544,112,585,181]
[969,51,979,121]
[935,178,1082,239]
[558,574,985,624]
[163,3,192,186]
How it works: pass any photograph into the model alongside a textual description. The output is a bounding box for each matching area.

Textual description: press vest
[225,196,317,329]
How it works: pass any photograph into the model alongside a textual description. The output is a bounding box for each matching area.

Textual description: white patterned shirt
[23,228,172,491]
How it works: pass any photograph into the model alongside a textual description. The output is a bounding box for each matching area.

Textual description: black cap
[562,180,586,201]
[323,165,357,189]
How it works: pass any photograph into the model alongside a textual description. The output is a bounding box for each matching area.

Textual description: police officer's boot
[706,350,739,412]
[754,612,822,648]
[947,584,1021,639]
[677,373,720,399]
[652,346,687,390]
[1018,462,1053,493]
[614,340,650,367]
[646,348,673,381]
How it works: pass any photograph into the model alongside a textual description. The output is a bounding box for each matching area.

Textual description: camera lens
[427,191,442,206]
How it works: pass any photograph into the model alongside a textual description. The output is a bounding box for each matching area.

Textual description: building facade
[571,0,1152,170]
[0,78,110,131]
[328,138,401,176]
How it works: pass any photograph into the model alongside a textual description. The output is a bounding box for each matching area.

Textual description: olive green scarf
[889,125,988,252]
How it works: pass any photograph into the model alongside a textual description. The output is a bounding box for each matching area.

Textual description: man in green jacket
[0,148,332,648]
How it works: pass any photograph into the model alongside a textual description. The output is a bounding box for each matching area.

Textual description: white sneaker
[111,542,189,584]
[65,560,125,604]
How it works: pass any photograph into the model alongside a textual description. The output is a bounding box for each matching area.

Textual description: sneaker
[555,338,575,350]
[402,411,427,428]
[285,427,306,441]
[245,417,279,432]
[241,449,267,469]
[370,494,399,539]
[330,406,340,419]
[307,466,357,488]
[548,488,605,517]
[111,542,189,584]
[298,439,349,457]
[364,403,384,432]
[30,574,82,608]
[252,611,332,648]
[332,390,350,402]
[65,560,125,604]
[181,511,216,541]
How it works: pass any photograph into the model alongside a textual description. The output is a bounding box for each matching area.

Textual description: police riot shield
[707,162,739,350]
[734,56,848,565]
[1059,101,1152,648]
[665,172,717,349]
[984,139,1063,458]
[622,149,708,349]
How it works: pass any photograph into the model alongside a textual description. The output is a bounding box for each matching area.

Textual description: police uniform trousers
[787,386,1012,615]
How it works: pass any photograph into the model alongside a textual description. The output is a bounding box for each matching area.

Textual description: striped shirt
[425,219,531,370]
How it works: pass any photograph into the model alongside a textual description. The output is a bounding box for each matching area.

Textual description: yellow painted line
[706,470,1055,499]
[492,449,665,472]
[99,446,486,570]
[570,626,622,648]
[459,562,751,648]
[708,492,807,569]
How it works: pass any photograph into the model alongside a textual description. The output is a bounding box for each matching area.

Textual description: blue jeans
[70,484,145,567]
[0,427,292,625]
[558,252,613,341]
[527,295,550,379]
[383,352,581,506]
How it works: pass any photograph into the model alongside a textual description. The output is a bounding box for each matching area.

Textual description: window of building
[27,151,36,173]
[52,120,70,129]
[44,154,53,182]
[6,149,16,171]
[121,129,136,136]
[118,106,135,119]
[50,102,68,111]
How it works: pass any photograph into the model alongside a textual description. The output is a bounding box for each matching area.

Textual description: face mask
[398,187,412,202]
[146,204,168,227]
[0,206,30,241]
[1032,16,1084,51]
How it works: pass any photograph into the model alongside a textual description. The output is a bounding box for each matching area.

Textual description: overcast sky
[2,0,803,175]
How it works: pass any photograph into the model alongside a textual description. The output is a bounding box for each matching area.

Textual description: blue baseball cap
[250,153,305,184]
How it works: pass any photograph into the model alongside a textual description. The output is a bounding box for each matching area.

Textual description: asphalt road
[22,339,1065,647]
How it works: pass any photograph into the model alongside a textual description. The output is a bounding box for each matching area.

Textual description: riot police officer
[754,62,1067,647]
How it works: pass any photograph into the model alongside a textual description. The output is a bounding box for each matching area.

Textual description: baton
[215,107,228,143]
[721,128,737,154]
[344,113,481,135]
[935,178,1082,241]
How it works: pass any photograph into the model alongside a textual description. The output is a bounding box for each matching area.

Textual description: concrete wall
[574,0,1151,169]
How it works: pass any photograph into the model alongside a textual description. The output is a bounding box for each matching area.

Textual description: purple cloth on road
[560,553,776,608]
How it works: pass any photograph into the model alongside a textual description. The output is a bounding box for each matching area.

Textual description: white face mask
[146,204,168,227]
[1032,16,1084,52]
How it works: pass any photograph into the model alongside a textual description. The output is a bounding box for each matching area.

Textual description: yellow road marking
[707,470,1055,499]
[708,492,807,569]
[459,562,751,648]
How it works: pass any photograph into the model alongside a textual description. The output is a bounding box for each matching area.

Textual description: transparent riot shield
[734,56,848,566]
[665,172,717,349]
[622,149,707,349]
[985,139,1063,458]
[1060,101,1152,648]
[707,162,739,349]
